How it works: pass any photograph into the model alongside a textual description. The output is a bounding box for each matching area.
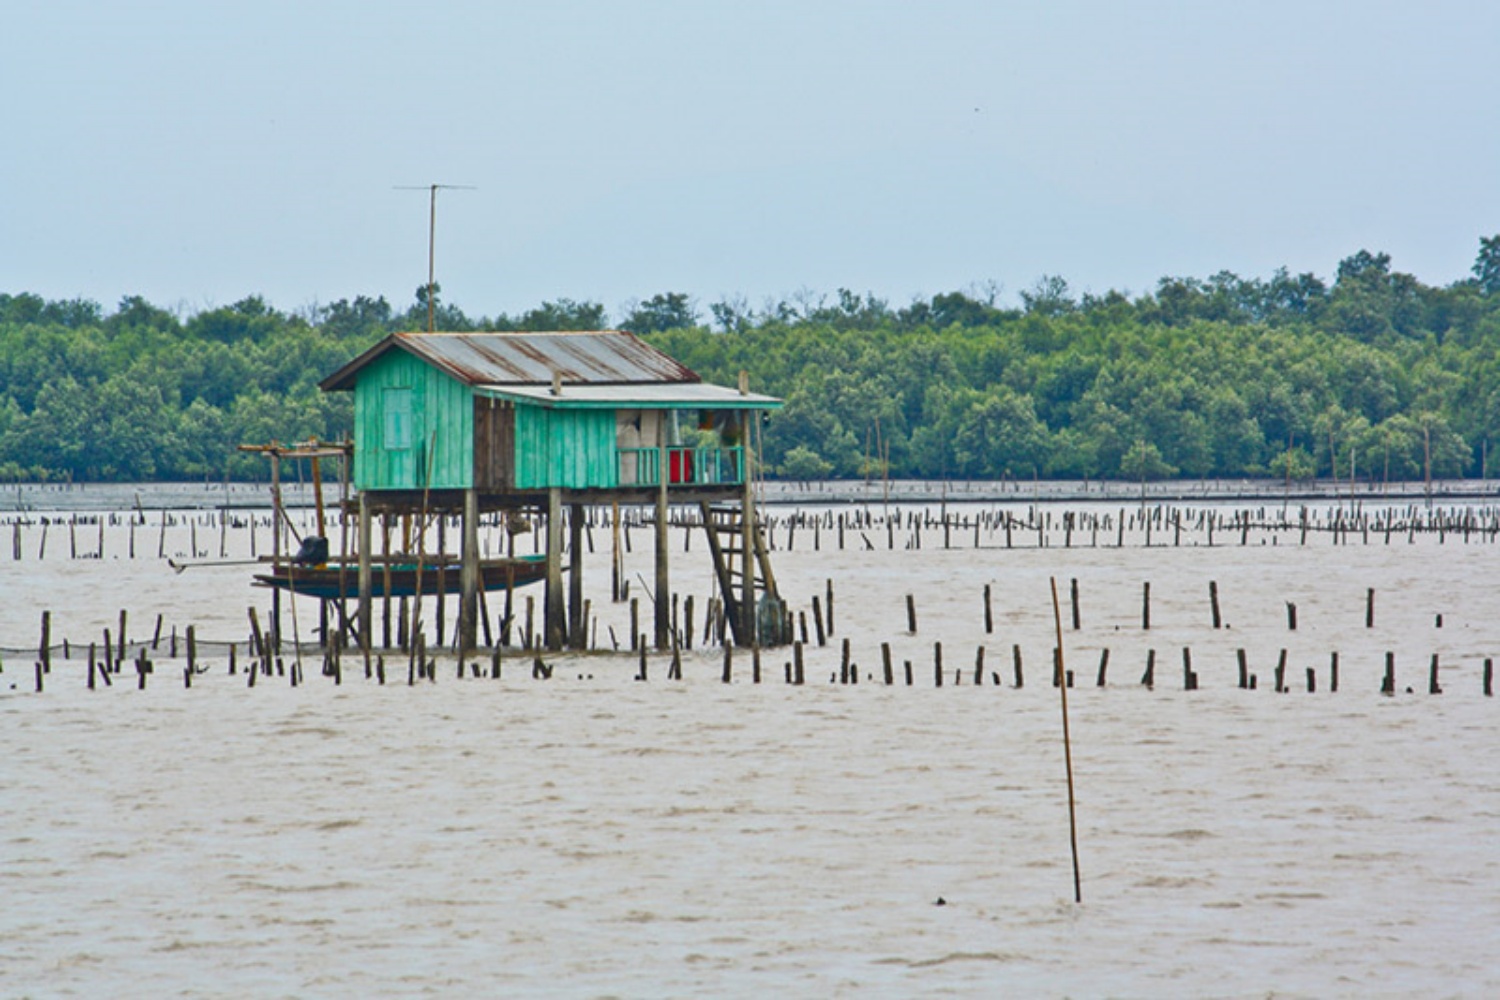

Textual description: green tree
[186,296,283,343]
[517,298,606,331]
[1120,439,1177,482]
[1475,235,1500,295]
[779,445,834,481]
[951,386,1049,477]
[1020,275,1075,317]
[1269,445,1316,482]
[620,292,697,333]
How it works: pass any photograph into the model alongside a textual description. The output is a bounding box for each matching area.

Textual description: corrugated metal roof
[476,383,782,410]
[320,331,701,391]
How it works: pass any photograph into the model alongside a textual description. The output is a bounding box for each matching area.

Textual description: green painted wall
[513,406,618,490]
[350,348,765,492]
[354,349,473,490]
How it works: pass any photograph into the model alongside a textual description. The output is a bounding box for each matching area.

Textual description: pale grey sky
[4,0,1498,320]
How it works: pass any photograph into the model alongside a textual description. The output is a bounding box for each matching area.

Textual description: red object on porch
[669,448,695,484]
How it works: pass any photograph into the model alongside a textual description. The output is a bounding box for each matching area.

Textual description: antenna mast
[396,183,475,333]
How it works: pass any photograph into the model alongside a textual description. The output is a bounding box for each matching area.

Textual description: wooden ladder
[699,501,779,646]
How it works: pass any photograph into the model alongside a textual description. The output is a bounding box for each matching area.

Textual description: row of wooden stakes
[9,497,1500,565]
[2,565,1452,685]
[14,630,1496,699]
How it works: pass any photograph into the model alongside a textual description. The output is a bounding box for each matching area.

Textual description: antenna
[395,183,476,332]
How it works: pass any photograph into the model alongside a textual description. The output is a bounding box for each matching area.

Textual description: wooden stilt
[358,492,373,652]
[459,487,480,653]
[545,488,565,651]
[654,421,671,650]
[568,502,585,648]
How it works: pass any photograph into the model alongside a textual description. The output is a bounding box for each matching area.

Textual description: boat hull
[253,558,548,599]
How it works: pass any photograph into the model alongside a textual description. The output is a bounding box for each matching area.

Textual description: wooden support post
[381,515,393,649]
[459,487,479,654]
[247,607,265,673]
[545,488,565,652]
[610,501,622,602]
[568,502,585,648]
[740,425,757,648]
[1209,580,1222,629]
[655,427,670,650]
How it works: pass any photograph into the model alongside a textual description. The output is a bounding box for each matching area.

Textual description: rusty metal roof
[320,331,701,391]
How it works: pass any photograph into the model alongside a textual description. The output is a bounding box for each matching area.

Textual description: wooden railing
[616,446,744,487]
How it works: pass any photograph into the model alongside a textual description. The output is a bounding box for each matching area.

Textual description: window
[383,387,412,450]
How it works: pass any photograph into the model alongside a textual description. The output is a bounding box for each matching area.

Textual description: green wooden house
[319,330,780,499]
[319,330,783,652]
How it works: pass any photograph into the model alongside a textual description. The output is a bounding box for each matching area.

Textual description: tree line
[2,238,1498,483]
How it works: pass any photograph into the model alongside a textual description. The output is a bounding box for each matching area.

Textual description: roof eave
[475,386,783,410]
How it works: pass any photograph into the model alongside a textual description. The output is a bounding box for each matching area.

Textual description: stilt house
[318,330,783,651]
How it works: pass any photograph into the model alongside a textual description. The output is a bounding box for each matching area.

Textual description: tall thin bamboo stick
[1050,576,1082,904]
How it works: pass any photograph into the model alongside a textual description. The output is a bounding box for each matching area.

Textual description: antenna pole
[427,184,437,334]
[396,183,475,334]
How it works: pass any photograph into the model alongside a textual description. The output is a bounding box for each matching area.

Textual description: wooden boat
[253,555,549,600]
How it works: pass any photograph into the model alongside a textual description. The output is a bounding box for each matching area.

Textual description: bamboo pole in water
[1049,576,1082,904]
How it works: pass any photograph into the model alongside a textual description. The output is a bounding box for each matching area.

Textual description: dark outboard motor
[293,535,329,566]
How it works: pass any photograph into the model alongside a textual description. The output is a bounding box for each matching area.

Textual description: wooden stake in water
[1049,577,1082,904]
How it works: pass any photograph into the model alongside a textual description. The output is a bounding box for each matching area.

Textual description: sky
[3,0,1499,323]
